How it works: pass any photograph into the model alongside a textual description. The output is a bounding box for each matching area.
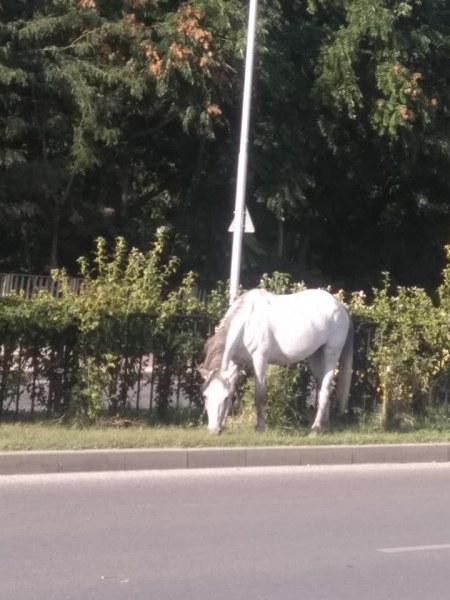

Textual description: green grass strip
[2,420,450,451]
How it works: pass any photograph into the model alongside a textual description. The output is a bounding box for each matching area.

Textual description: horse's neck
[221,293,260,370]
[223,362,239,393]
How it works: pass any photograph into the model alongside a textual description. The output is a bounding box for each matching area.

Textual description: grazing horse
[199,288,353,434]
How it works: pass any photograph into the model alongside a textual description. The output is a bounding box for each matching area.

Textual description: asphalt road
[2,464,450,600]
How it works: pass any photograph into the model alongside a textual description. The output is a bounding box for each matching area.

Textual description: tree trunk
[277,219,285,259]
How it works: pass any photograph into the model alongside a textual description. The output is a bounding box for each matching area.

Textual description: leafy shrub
[239,364,312,430]
[347,275,447,429]
[0,229,211,420]
[4,238,450,432]
[229,262,450,431]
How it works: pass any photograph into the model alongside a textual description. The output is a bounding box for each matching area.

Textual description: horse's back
[276,289,347,319]
[247,288,350,364]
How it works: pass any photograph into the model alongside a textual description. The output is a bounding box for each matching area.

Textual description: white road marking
[379,544,450,554]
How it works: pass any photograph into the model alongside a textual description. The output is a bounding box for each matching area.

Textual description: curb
[1,443,450,475]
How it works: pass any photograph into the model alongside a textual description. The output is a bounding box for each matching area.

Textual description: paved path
[3,464,450,600]
[1,442,450,474]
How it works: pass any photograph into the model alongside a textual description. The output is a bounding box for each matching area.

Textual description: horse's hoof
[208,427,222,435]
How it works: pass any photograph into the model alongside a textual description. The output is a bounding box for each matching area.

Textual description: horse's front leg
[252,354,267,433]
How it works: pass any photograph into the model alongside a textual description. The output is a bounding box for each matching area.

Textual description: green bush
[0,229,214,420]
[347,274,446,429]
[4,238,450,432]
[239,364,312,430]
[229,261,450,431]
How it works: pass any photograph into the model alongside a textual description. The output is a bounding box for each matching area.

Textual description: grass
[2,416,450,451]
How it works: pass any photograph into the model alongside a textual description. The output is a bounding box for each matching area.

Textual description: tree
[1,0,450,293]
[0,0,244,277]
[251,0,450,290]
[0,0,147,269]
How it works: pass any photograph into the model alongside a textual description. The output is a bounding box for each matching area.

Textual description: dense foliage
[241,257,450,431]
[2,0,450,430]
[0,231,214,419]
[1,234,450,430]
[0,0,449,291]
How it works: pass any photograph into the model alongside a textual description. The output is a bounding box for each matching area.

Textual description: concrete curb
[1,443,450,475]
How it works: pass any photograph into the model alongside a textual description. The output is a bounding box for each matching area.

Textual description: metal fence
[0,273,82,299]
[1,314,449,422]
[0,273,209,302]
[0,314,212,420]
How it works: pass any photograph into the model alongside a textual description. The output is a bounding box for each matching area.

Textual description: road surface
[2,463,450,599]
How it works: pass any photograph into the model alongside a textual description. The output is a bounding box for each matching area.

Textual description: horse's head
[199,367,233,434]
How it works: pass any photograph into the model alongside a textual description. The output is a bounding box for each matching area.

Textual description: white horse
[199,288,353,434]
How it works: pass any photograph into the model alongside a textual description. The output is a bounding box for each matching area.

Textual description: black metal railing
[0,314,212,420]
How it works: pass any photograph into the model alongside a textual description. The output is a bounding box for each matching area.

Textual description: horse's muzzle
[208,426,222,435]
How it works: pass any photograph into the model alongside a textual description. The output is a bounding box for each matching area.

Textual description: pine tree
[0,0,244,272]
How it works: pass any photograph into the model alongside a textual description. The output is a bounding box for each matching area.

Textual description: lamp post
[229,0,258,304]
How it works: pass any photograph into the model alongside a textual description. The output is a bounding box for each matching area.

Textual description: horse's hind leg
[310,348,340,434]
[307,349,330,426]
[306,349,324,408]
[310,370,334,434]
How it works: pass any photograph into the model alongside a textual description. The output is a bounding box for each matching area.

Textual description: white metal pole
[229,0,258,304]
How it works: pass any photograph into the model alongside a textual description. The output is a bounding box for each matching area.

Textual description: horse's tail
[336,316,354,415]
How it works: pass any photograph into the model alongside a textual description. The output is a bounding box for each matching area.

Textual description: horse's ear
[198,366,210,381]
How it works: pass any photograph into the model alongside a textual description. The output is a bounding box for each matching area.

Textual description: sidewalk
[1,443,450,475]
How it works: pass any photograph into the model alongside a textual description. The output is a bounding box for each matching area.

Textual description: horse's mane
[203,293,247,372]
